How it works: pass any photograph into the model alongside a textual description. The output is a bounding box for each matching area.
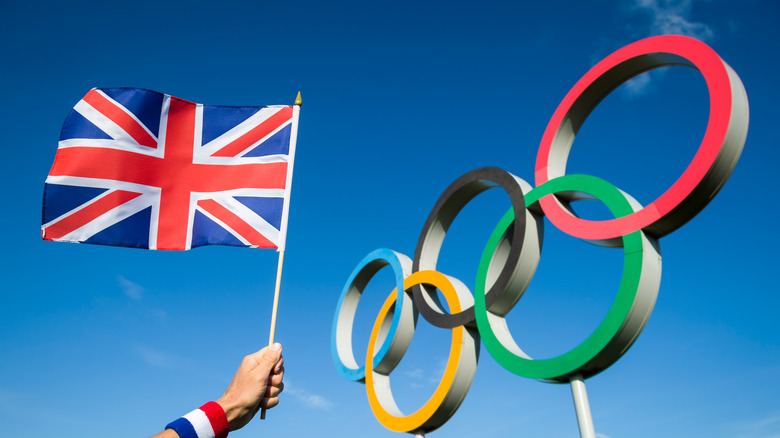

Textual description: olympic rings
[332,35,748,434]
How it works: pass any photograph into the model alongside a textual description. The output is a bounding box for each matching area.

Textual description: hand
[217,343,285,431]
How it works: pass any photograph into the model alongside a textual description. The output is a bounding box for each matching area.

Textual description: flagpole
[258,249,284,420]
[267,250,286,346]
[260,92,301,420]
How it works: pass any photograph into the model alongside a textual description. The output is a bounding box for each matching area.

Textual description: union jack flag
[42,87,300,251]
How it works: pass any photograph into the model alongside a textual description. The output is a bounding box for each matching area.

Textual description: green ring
[474,174,646,381]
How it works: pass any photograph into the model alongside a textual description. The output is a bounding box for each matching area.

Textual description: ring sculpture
[332,35,748,435]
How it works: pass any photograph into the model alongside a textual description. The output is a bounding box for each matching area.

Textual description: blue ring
[331,248,412,381]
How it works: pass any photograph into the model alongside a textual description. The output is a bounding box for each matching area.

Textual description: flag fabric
[42,87,300,251]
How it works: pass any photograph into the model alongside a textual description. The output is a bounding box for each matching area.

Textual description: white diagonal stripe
[93,89,158,143]
[51,191,156,243]
[72,91,160,157]
[197,106,290,158]
[191,190,283,248]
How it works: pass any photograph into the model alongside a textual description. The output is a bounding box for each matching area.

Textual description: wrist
[165,402,229,438]
[215,396,240,431]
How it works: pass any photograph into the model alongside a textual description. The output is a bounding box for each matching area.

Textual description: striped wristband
[165,401,229,438]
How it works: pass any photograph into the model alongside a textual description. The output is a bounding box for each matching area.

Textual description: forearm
[149,429,179,438]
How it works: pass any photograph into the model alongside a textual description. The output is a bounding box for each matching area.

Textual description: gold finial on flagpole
[294,91,302,106]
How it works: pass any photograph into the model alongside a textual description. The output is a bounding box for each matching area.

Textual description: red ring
[535,35,747,240]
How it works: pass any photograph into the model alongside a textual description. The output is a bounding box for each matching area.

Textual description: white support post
[570,373,596,438]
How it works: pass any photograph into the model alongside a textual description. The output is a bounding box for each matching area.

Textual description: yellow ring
[365,270,477,433]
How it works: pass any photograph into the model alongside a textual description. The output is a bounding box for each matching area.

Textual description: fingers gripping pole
[260,250,285,420]
[570,374,596,438]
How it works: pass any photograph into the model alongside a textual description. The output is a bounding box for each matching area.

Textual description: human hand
[216,343,285,431]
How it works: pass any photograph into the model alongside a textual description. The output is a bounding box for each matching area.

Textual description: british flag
[42,87,299,251]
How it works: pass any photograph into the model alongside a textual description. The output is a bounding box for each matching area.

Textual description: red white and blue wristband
[166,401,229,438]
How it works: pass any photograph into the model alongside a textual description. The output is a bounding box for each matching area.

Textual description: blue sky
[1,0,779,437]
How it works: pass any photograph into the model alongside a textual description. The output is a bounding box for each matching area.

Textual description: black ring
[412,167,529,328]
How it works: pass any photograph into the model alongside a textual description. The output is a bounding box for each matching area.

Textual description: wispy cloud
[622,72,654,98]
[403,368,425,379]
[617,0,714,97]
[403,368,427,389]
[630,0,714,40]
[732,411,780,438]
[394,356,451,390]
[118,275,144,300]
[118,276,167,321]
[285,381,335,411]
[135,344,183,369]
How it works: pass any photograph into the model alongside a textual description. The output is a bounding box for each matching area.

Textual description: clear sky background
[1,1,778,437]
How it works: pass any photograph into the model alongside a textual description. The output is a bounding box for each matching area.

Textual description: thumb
[255,343,282,374]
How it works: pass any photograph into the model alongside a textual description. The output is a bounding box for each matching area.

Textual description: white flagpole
[261,92,301,420]
[267,250,286,344]
[570,374,596,438]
